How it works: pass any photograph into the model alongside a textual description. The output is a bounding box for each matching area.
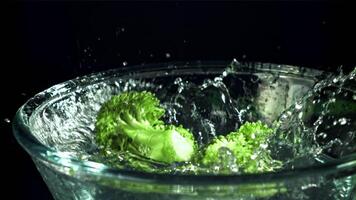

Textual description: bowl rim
[12,61,356,185]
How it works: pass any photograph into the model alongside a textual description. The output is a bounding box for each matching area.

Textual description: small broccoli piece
[202,121,282,173]
[95,91,196,164]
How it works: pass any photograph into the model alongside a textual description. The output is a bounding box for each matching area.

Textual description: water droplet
[250,153,258,160]
[213,77,223,82]
[221,93,226,103]
[338,118,348,125]
[317,132,327,139]
[251,133,256,139]
[165,53,171,58]
[4,118,10,123]
[260,143,268,149]
[295,103,303,110]
[222,71,227,77]
[115,27,126,37]
[242,54,247,59]
[174,77,182,85]
[122,61,128,66]
[298,112,303,119]
[301,183,318,190]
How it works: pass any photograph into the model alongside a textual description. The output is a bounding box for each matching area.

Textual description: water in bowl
[25,61,355,199]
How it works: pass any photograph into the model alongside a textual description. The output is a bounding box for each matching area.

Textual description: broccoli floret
[202,121,282,173]
[95,91,196,164]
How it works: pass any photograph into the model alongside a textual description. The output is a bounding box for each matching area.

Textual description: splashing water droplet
[122,61,128,66]
[317,132,328,139]
[295,103,303,110]
[165,53,171,58]
[222,71,227,77]
[338,118,348,125]
[4,118,10,123]
[221,93,226,103]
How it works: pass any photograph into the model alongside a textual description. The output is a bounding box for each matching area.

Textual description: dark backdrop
[2,1,356,199]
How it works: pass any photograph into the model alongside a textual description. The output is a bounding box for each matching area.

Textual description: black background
[2,1,356,199]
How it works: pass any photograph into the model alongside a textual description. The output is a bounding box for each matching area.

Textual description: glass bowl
[13,61,356,200]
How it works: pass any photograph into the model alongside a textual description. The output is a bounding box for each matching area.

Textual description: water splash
[28,63,355,179]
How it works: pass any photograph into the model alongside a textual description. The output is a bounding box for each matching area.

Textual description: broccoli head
[202,121,282,173]
[95,91,196,164]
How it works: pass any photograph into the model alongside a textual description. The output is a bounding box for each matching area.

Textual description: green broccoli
[95,91,196,164]
[202,121,282,173]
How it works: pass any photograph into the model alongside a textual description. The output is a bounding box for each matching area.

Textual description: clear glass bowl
[13,61,356,200]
